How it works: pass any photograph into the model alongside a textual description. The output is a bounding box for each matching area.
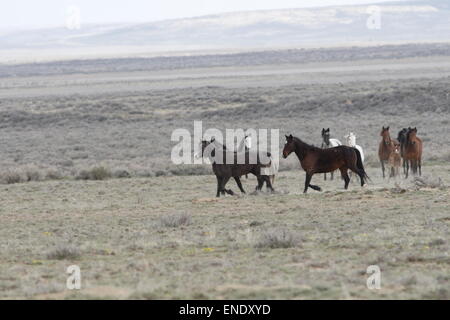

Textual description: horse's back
[329,138,342,147]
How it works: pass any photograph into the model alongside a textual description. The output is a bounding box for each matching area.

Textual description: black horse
[200,139,274,197]
[397,128,409,175]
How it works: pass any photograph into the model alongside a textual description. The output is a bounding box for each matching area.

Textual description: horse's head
[345,132,356,147]
[380,126,391,145]
[200,138,216,158]
[397,128,408,143]
[244,135,252,149]
[283,134,295,159]
[321,128,330,145]
[407,127,418,144]
[392,140,401,153]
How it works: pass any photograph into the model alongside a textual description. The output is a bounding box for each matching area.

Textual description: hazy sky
[2,0,408,30]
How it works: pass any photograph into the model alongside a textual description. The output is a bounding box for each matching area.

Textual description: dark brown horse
[397,128,409,175]
[378,126,395,178]
[404,127,423,178]
[282,135,369,193]
[200,139,274,197]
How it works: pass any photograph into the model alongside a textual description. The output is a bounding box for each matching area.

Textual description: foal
[283,135,369,193]
[388,141,402,179]
[404,127,423,178]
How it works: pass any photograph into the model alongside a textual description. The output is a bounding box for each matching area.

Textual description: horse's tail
[354,148,370,183]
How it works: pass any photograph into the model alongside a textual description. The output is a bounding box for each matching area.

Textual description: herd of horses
[379,126,423,179]
[199,126,423,197]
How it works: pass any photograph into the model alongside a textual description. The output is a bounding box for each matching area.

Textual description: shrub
[255,228,301,249]
[159,212,191,228]
[114,169,131,178]
[76,166,111,180]
[1,170,23,184]
[46,244,81,260]
[46,169,63,180]
[24,166,41,182]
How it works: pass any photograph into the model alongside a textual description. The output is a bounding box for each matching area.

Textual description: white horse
[321,128,342,180]
[344,132,365,163]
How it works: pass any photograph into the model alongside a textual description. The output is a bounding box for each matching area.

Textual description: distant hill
[1,0,449,51]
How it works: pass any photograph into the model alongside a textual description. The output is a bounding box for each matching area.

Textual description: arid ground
[0,44,449,299]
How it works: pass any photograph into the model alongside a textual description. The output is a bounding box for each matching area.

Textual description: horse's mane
[293,137,321,152]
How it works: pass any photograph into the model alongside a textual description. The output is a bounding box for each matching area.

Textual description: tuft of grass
[24,165,42,182]
[159,212,192,228]
[45,169,63,180]
[114,169,131,178]
[255,228,301,249]
[46,245,81,260]
[76,166,111,180]
[1,170,23,184]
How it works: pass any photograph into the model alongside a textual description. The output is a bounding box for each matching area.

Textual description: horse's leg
[380,160,385,178]
[264,176,274,192]
[271,175,275,186]
[304,173,315,193]
[220,176,233,195]
[405,160,409,179]
[403,157,407,175]
[419,159,422,176]
[255,176,264,191]
[330,170,334,180]
[216,176,222,197]
[234,176,246,194]
[324,172,327,181]
[340,168,350,189]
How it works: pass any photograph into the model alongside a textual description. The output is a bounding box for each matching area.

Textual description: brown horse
[282,135,369,193]
[404,127,422,178]
[378,126,395,178]
[200,139,274,197]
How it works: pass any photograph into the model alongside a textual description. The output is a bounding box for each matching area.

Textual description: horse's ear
[326,128,330,132]
[210,137,215,142]
[414,127,417,132]
[289,134,293,139]
[321,128,325,133]
[285,134,289,139]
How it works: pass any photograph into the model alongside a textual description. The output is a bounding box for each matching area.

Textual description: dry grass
[159,212,192,228]
[0,166,448,299]
[76,167,112,181]
[46,245,81,260]
[255,228,301,249]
